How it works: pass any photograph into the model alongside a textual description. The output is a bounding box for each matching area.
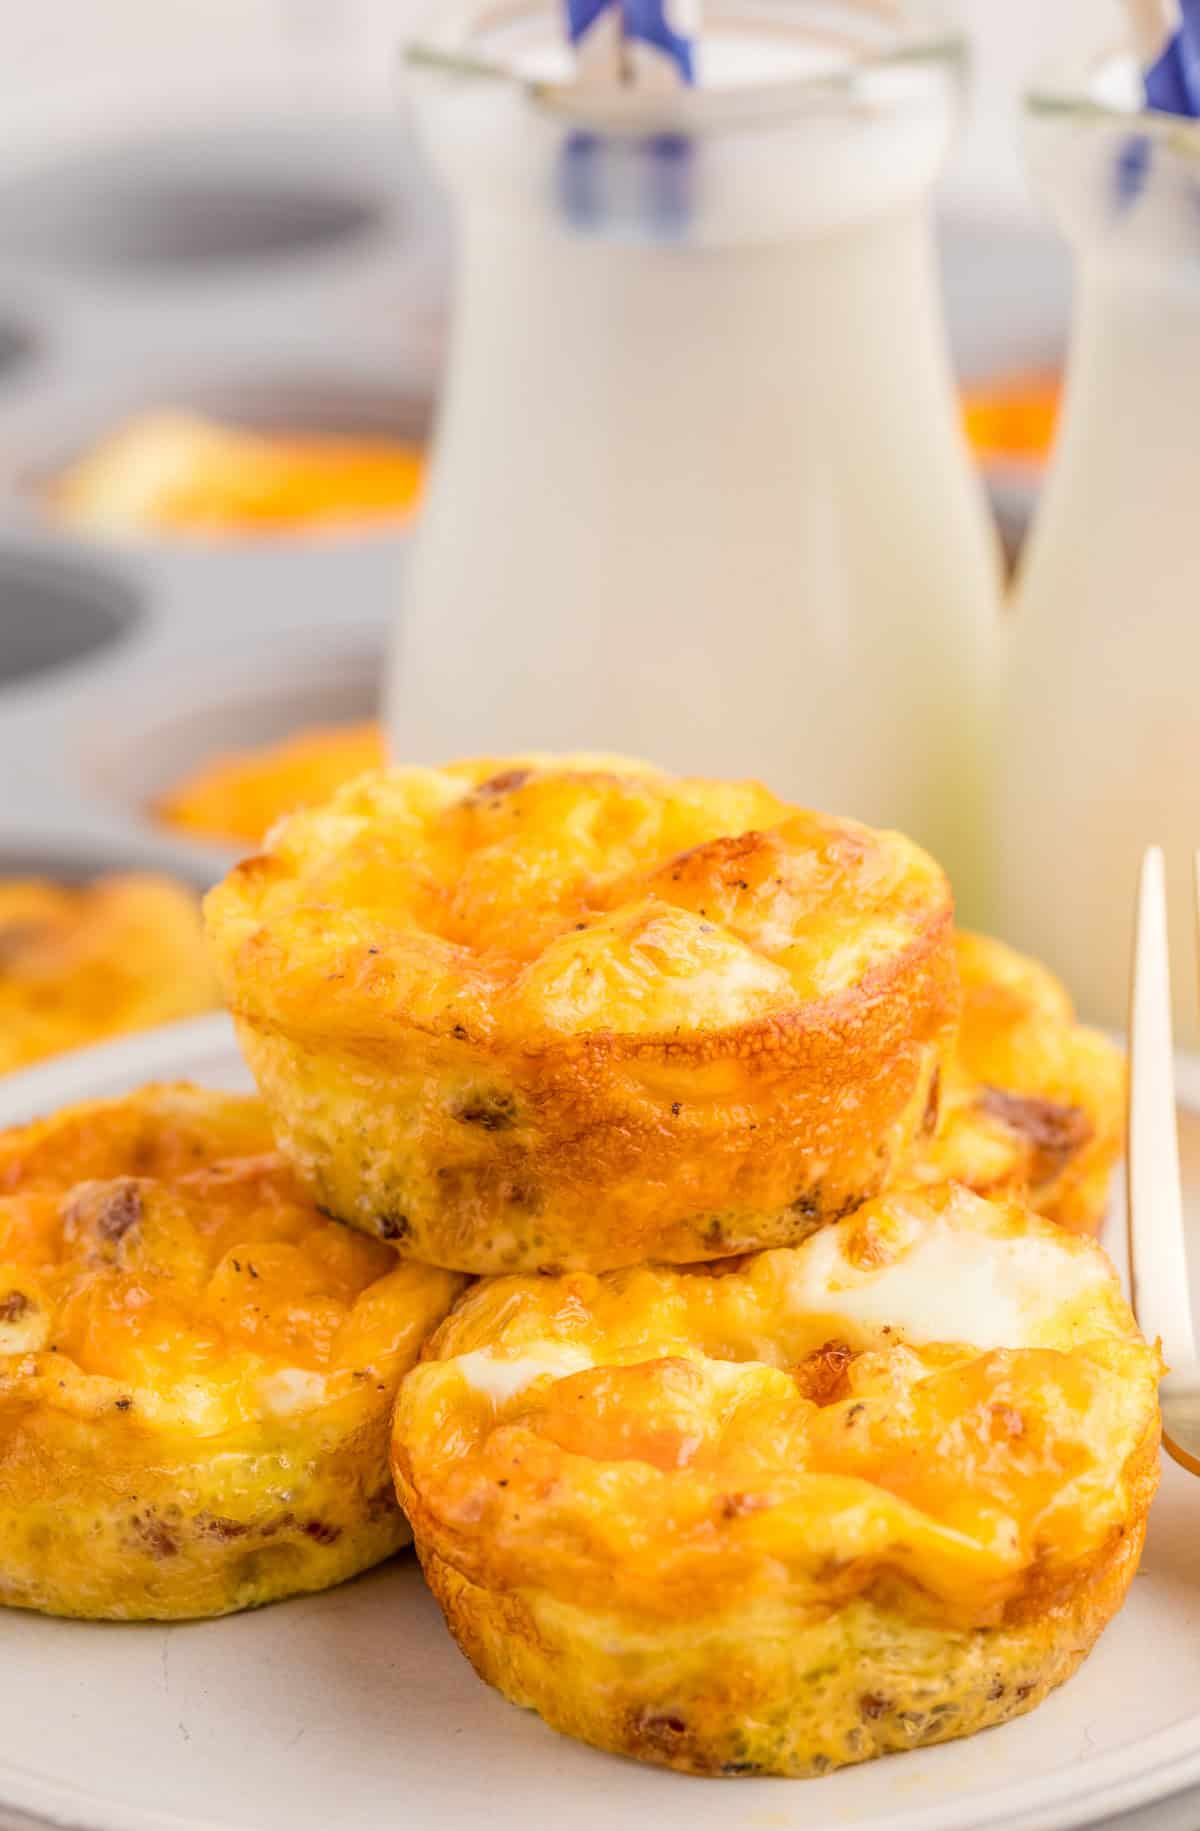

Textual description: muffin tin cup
[0,109,448,886]
[0,615,389,886]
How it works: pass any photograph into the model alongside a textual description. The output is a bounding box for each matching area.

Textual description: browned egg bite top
[206,755,959,1271]
[395,1184,1160,1778]
[0,1084,463,1619]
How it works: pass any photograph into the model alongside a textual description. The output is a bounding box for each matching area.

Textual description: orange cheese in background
[961,374,1061,466]
[0,876,219,1074]
[155,723,386,848]
[48,411,425,537]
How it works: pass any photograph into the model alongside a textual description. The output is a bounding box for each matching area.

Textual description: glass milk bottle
[1000,57,1200,1034]
[388,0,1000,915]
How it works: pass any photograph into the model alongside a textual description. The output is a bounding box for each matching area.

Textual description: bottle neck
[411,72,956,250]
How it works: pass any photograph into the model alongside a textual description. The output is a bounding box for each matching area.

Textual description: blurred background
[0,0,1128,801]
[0,0,1129,632]
[0,0,1125,558]
[0,0,1120,210]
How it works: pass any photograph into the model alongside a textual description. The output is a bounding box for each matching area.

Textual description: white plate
[1,1016,1199,1831]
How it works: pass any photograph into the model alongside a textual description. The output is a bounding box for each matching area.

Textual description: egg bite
[205,755,959,1274]
[905,932,1125,1233]
[153,721,386,848]
[48,411,424,539]
[0,874,219,1075]
[394,1183,1161,1779]
[0,1084,463,1620]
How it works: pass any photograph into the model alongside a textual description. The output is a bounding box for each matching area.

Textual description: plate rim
[0,1015,1197,1831]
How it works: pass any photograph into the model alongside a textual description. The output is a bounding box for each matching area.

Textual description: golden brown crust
[206,757,959,1271]
[393,1185,1161,1776]
[905,933,1125,1234]
[154,722,386,847]
[418,1510,1148,1777]
[0,875,219,1075]
[0,1084,464,1619]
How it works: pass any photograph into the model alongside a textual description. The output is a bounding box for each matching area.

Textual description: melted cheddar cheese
[0,1085,463,1619]
[206,756,959,1271]
[394,1184,1160,1777]
[0,875,218,1075]
[154,722,386,847]
[48,412,424,538]
[907,932,1125,1233]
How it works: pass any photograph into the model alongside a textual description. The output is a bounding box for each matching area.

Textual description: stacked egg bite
[1,754,1153,1782]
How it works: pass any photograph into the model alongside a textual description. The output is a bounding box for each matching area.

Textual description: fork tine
[1127,847,1198,1373]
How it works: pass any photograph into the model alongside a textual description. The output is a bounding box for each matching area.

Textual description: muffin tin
[0,107,451,892]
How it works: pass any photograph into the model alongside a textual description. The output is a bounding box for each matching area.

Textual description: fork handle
[1127,847,1198,1375]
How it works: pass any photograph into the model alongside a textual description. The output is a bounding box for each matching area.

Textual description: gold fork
[1128,846,1200,1475]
